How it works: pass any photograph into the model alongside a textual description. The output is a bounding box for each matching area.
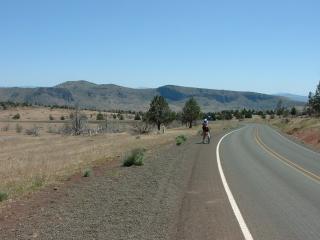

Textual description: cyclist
[202,119,211,144]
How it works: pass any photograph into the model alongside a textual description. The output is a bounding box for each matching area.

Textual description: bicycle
[202,131,211,144]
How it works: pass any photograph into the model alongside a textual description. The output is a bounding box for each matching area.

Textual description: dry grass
[0,106,239,201]
[0,106,135,121]
[210,119,240,132]
[244,115,320,133]
[0,127,198,198]
[268,117,320,149]
[271,117,320,133]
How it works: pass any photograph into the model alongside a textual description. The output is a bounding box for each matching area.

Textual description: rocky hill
[0,80,303,112]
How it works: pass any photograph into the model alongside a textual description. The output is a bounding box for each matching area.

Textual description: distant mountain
[275,93,308,103]
[0,80,304,112]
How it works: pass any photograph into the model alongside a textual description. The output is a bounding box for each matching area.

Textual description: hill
[0,80,304,112]
[275,93,308,103]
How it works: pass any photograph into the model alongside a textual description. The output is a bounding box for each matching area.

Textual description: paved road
[220,124,320,240]
[176,131,245,240]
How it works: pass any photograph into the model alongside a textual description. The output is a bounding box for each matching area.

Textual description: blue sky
[0,0,319,95]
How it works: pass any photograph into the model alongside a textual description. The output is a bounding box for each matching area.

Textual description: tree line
[2,81,320,130]
[307,81,320,116]
[143,96,256,130]
[0,101,31,110]
[143,80,320,130]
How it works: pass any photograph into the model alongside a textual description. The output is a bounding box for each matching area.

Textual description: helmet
[204,119,208,123]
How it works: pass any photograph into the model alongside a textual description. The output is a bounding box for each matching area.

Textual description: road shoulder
[176,132,244,240]
[0,137,196,240]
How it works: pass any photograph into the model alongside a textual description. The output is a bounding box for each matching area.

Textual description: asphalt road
[220,124,320,240]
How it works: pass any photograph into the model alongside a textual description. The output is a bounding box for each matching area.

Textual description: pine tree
[145,96,173,130]
[96,112,104,120]
[290,107,297,116]
[276,99,284,116]
[182,97,201,128]
[308,81,320,115]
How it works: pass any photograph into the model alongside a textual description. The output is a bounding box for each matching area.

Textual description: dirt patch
[292,128,320,149]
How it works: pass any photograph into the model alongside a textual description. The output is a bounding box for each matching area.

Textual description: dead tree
[71,106,88,135]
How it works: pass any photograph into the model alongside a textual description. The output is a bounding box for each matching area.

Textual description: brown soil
[292,128,320,149]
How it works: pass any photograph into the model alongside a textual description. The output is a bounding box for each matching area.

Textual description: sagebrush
[123,148,145,167]
[83,169,92,177]
[0,191,8,202]
[176,135,187,145]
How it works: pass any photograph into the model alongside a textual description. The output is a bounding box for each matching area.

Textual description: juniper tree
[145,96,173,130]
[182,97,201,128]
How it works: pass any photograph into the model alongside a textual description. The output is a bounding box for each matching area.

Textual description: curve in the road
[217,127,254,240]
[273,128,320,156]
[255,128,320,183]
[219,124,320,240]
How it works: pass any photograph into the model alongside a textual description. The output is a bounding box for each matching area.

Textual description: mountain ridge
[0,80,304,111]
[274,93,308,103]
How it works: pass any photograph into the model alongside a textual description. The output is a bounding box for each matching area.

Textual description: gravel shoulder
[176,132,244,240]
[0,137,197,240]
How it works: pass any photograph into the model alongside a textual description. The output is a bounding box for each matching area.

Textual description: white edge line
[216,128,254,240]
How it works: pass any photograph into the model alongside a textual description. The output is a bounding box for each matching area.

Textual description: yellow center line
[254,128,320,184]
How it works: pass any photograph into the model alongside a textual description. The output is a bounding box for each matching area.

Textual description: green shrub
[118,113,124,120]
[83,169,92,177]
[31,176,45,189]
[60,116,65,120]
[49,115,54,120]
[12,113,20,120]
[123,148,145,167]
[0,191,8,202]
[96,112,104,120]
[134,113,141,120]
[176,135,187,145]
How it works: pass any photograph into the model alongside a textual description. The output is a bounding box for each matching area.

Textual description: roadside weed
[83,169,92,177]
[0,191,8,202]
[176,135,187,145]
[123,148,145,167]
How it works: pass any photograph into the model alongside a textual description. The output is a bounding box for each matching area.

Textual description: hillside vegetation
[0,80,302,112]
[269,117,320,149]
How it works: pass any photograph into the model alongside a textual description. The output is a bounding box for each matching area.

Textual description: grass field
[0,129,194,197]
[0,106,136,121]
[0,106,240,201]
